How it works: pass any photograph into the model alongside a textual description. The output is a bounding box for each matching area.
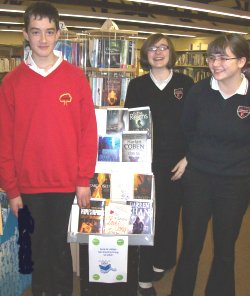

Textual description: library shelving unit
[68,20,155,246]
[81,20,138,107]
[175,50,211,82]
[0,45,22,82]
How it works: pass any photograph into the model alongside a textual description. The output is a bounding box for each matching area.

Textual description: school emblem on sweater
[237,106,250,119]
[174,88,183,100]
[59,93,72,106]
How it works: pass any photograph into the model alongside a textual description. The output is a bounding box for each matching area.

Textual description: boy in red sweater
[0,2,97,295]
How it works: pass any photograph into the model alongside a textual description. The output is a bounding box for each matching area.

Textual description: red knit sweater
[0,61,97,199]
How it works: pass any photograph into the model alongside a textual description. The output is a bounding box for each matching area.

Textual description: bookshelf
[0,45,22,82]
[175,50,211,82]
[81,22,138,107]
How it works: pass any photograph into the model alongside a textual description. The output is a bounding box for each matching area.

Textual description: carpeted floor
[22,206,250,296]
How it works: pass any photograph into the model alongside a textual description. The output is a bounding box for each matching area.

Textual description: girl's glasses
[148,45,169,52]
[206,56,238,63]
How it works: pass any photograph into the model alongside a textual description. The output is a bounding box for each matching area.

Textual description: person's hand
[9,196,23,217]
[171,157,188,181]
[76,186,91,208]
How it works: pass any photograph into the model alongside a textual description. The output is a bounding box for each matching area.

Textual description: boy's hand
[76,186,91,208]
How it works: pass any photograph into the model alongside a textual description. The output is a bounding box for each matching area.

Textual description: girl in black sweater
[125,33,194,296]
[171,34,250,296]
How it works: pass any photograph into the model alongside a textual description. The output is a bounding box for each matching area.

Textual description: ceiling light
[126,0,250,20]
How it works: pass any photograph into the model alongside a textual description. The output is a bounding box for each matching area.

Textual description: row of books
[0,57,22,73]
[75,171,154,235]
[174,68,211,82]
[77,198,153,235]
[55,40,82,67]
[87,38,136,69]
[95,107,152,165]
[88,76,131,107]
[176,52,207,67]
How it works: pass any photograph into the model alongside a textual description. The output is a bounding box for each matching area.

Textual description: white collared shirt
[24,50,63,77]
[150,69,173,90]
[211,73,248,99]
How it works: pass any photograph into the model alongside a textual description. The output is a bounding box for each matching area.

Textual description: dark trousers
[171,167,249,296]
[22,192,75,296]
[139,166,183,282]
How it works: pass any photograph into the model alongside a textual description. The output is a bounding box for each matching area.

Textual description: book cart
[67,21,155,296]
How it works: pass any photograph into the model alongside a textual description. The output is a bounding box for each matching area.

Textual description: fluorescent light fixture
[0,29,22,32]
[126,0,250,20]
[0,5,248,35]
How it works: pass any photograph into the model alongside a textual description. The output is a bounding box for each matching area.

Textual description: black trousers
[171,167,249,296]
[139,165,183,282]
[22,192,75,296]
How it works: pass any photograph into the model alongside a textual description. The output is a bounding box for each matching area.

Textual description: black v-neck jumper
[182,77,250,176]
[125,72,194,169]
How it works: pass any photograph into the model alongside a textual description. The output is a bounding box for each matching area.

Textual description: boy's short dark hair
[140,33,176,71]
[207,33,249,72]
[24,1,60,32]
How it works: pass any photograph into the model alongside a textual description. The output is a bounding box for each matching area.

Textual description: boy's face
[23,16,60,60]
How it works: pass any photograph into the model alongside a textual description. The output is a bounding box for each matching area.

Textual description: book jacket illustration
[126,200,153,234]
[122,131,147,162]
[78,198,105,234]
[98,136,121,162]
[134,174,153,200]
[90,173,111,205]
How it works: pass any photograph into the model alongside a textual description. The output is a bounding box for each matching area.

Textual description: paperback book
[134,173,153,200]
[126,199,153,234]
[122,131,147,162]
[98,135,121,162]
[128,107,151,139]
[104,202,131,234]
[90,173,111,205]
[102,77,122,107]
[78,198,105,234]
[106,108,128,134]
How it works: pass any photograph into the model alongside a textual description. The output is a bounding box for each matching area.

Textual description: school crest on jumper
[174,88,183,100]
[237,106,250,119]
[59,93,72,106]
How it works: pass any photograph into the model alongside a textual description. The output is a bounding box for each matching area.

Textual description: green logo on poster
[93,274,100,280]
[117,239,124,246]
[92,238,100,245]
[116,274,123,281]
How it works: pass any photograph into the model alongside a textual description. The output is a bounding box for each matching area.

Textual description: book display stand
[66,21,155,295]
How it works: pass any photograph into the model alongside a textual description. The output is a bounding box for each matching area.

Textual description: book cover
[103,39,121,68]
[126,199,153,234]
[122,131,147,162]
[98,135,121,162]
[106,108,128,134]
[78,198,105,234]
[128,107,151,139]
[102,77,122,107]
[134,173,153,200]
[90,173,111,205]
[110,172,134,202]
[104,202,131,234]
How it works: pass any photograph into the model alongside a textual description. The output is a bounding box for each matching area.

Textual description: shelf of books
[68,106,155,246]
[82,20,138,107]
[175,50,211,82]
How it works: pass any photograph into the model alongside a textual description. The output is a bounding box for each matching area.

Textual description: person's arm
[8,196,23,217]
[0,78,21,200]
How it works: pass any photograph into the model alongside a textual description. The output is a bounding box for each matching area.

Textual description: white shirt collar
[211,73,248,99]
[150,69,173,90]
[24,50,63,77]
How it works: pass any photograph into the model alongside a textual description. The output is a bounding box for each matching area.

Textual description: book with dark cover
[128,107,151,139]
[103,39,121,68]
[102,77,122,107]
[134,173,153,200]
[98,135,121,162]
[90,173,111,205]
[106,108,128,134]
[122,131,147,162]
[126,199,153,234]
[78,198,105,234]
